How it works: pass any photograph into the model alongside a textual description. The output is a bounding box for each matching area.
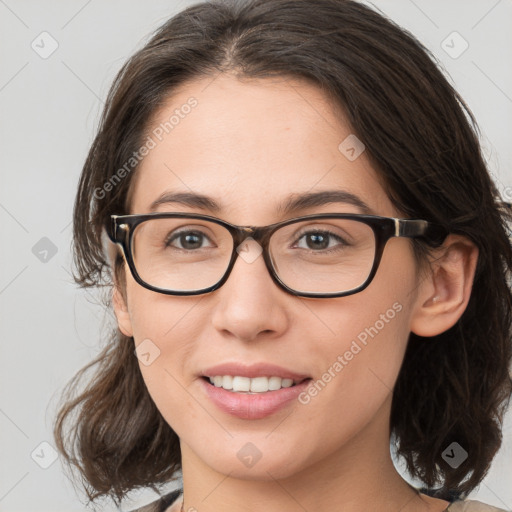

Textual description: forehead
[129,73,395,221]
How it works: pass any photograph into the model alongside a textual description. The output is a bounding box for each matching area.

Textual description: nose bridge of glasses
[228,225,276,278]
[232,224,273,249]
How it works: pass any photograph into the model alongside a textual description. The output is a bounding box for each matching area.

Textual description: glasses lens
[270,218,376,294]
[130,217,376,295]
[132,218,233,292]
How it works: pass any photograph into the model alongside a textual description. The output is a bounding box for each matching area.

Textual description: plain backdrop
[0,1,511,511]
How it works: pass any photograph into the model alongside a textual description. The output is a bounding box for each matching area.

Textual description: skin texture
[112,74,478,512]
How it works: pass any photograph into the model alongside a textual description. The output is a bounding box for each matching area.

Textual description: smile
[207,375,300,393]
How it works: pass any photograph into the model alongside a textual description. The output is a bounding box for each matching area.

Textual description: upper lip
[201,362,311,382]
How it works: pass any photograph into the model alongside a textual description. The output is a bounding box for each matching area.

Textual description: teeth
[233,376,250,392]
[208,375,296,393]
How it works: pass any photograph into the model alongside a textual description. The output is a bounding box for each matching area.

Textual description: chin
[183,434,304,479]
[205,454,303,481]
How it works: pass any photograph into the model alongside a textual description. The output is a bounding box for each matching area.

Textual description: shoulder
[128,489,183,512]
[448,499,510,511]
[419,487,509,512]
[127,493,509,512]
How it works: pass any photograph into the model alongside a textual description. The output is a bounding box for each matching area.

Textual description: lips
[199,362,312,419]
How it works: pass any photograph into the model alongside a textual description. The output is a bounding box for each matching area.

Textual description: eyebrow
[149,189,373,216]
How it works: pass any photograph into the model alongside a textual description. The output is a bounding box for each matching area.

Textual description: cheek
[124,283,208,422]
[299,247,417,425]
[303,298,410,403]
[286,301,412,472]
[125,276,198,341]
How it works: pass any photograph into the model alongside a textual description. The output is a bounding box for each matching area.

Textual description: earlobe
[410,235,479,337]
[113,283,134,338]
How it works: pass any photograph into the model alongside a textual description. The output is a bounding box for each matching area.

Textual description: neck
[178,398,448,512]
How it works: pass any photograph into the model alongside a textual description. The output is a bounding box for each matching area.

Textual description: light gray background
[0,1,511,511]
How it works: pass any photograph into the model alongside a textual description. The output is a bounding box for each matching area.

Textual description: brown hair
[53,0,512,505]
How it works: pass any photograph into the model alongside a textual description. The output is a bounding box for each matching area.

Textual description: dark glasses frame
[108,212,447,298]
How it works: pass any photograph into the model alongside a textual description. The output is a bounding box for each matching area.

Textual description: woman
[53,1,512,511]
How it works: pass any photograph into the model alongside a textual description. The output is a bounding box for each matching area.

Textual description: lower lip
[200,378,312,420]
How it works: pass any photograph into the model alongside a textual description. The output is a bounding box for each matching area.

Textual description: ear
[112,261,134,338]
[410,234,478,337]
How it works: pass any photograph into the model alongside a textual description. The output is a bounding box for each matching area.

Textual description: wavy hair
[53,0,512,505]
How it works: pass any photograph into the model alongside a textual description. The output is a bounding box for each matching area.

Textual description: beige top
[132,493,509,512]
[446,502,509,511]
[154,494,509,512]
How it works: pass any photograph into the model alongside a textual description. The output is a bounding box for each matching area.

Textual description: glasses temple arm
[397,219,448,244]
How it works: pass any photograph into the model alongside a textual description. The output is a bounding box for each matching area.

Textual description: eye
[165,229,214,251]
[294,230,349,252]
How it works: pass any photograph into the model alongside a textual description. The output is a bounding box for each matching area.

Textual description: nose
[210,237,289,342]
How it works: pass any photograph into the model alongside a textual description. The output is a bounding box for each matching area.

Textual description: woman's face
[114,74,426,480]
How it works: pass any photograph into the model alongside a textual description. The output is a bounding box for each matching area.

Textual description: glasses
[108,212,446,298]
